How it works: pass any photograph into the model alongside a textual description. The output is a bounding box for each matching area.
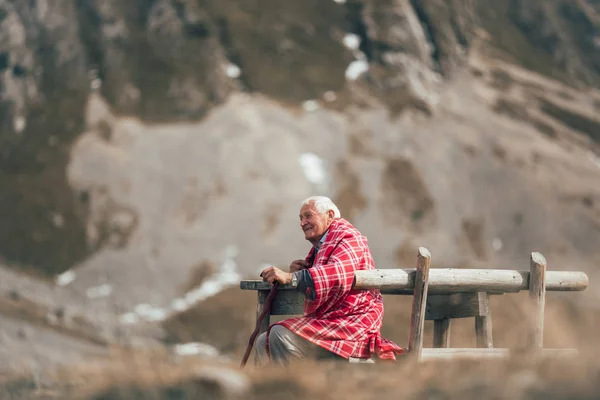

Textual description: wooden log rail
[354,268,588,294]
[240,269,588,294]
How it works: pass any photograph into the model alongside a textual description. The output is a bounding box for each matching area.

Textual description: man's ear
[328,210,335,220]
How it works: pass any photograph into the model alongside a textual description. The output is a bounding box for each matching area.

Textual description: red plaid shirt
[271,218,404,361]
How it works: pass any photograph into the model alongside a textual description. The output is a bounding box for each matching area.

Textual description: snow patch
[86,283,113,299]
[298,153,327,187]
[171,298,188,312]
[56,270,76,286]
[302,100,319,112]
[345,60,369,81]
[134,303,168,322]
[343,31,369,81]
[174,342,219,358]
[225,63,241,79]
[343,34,361,51]
[14,116,26,133]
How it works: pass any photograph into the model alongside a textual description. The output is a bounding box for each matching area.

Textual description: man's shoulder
[331,218,365,238]
[327,219,371,250]
[327,220,373,263]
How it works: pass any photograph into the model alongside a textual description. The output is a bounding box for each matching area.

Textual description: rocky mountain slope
[0,0,599,372]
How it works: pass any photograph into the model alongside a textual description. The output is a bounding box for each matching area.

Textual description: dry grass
[4,343,600,399]
[1,284,599,399]
[0,349,239,399]
[246,356,600,400]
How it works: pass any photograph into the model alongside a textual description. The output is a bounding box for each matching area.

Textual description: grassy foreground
[2,349,600,400]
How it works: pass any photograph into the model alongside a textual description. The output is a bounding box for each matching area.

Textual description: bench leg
[408,248,432,359]
[528,252,547,351]
[257,291,271,335]
[475,292,493,348]
[475,315,493,348]
[475,293,494,349]
[433,318,451,348]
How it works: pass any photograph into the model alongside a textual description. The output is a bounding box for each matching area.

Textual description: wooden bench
[240,247,589,362]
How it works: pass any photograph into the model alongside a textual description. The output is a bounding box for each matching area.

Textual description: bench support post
[528,252,547,351]
[475,292,493,348]
[257,290,271,335]
[408,247,431,359]
[433,318,451,348]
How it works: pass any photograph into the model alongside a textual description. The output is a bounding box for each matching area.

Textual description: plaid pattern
[272,218,404,361]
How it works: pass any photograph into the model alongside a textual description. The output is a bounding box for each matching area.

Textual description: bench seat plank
[419,348,579,361]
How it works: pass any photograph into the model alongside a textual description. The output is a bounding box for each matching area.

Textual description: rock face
[479,0,600,87]
[0,0,91,274]
[0,0,599,328]
[508,0,600,86]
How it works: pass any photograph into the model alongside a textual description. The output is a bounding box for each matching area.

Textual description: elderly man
[256,196,403,365]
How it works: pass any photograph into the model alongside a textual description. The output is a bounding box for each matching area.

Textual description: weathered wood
[268,290,305,315]
[433,319,451,348]
[408,247,431,358]
[256,291,270,334]
[241,281,419,295]
[425,292,488,320]
[248,289,496,322]
[475,292,493,348]
[241,281,297,291]
[421,348,507,361]
[528,252,547,351]
[475,316,493,348]
[419,348,578,361]
[352,269,588,293]
[240,268,588,294]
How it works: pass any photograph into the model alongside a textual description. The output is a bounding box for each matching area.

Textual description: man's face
[299,203,334,244]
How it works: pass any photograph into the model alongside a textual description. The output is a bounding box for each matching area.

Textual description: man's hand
[260,266,293,286]
[289,259,308,273]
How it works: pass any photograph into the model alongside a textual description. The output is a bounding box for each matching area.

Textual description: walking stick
[240,282,279,368]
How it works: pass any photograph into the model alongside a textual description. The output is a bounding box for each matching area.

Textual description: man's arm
[293,269,316,301]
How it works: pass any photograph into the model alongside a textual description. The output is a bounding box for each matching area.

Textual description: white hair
[301,196,341,218]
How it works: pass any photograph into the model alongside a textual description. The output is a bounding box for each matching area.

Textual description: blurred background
[1,0,600,398]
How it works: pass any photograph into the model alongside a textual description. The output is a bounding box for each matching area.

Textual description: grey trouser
[254,325,344,366]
